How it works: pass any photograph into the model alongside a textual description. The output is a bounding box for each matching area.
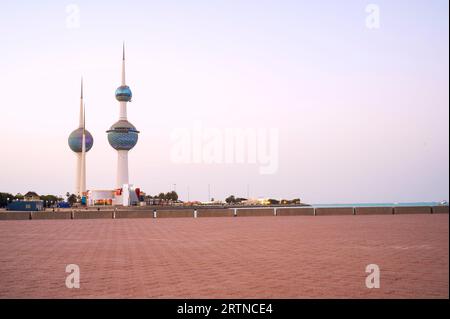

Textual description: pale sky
[0,0,448,203]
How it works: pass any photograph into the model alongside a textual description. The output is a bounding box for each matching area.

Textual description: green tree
[67,194,78,207]
[169,191,178,201]
[163,191,178,201]
[225,195,236,204]
[14,193,24,200]
[0,192,14,208]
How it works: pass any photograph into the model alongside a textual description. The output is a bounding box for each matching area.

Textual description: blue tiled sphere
[68,128,94,153]
[107,120,139,151]
[115,85,132,102]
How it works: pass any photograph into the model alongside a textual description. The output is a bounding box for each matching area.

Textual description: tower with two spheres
[68,44,139,202]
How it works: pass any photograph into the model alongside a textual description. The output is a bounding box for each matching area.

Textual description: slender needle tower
[68,79,94,196]
[107,43,139,189]
[80,103,87,193]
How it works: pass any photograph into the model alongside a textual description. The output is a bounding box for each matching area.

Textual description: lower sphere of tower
[68,128,94,153]
[107,120,139,151]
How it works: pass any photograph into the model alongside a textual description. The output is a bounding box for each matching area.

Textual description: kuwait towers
[68,79,94,196]
[107,43,139,189]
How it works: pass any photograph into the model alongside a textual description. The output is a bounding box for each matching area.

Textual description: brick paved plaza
[0,214,448,298]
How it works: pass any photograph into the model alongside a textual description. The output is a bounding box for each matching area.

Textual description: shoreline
[0,205,448,221]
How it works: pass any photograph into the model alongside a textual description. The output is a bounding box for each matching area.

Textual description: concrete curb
[0,206,447,221]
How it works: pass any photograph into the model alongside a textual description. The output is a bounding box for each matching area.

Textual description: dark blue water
[311,202,446,208]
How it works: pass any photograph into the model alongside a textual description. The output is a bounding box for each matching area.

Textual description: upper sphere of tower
[115,85,132,102]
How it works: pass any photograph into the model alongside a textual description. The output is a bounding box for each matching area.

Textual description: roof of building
[24,191,39,197]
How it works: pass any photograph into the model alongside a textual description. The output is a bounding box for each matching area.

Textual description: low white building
[87,184,140,206]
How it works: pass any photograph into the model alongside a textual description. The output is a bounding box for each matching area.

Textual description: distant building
[24,192,40,201]
[87,185,140,206]
[241,198,270,205]
[7,201,43,211]
[87,190,115,206]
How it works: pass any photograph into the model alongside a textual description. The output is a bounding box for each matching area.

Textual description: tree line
[145,191,179,202]
[0,192,64,208]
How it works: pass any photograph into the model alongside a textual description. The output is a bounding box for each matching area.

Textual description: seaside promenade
[0,213,448,298]
[0,204,448,220]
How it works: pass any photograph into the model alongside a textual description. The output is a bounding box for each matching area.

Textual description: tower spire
[121,42,126,85]
[79,77,84,128]
[83,103,86,132]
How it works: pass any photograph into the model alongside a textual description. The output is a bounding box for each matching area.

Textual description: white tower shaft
[80,107,86,195]
[80,137,86,195]
[120,101,127,120]
[116,150,129,189]
[75,153,82,196]
[79,103,87,196]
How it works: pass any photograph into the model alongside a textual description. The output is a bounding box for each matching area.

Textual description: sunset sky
[0,0,448,203]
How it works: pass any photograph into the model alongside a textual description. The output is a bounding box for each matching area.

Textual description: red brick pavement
[0,214,448,298]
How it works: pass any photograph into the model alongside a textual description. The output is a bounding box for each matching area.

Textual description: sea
[310,202,446,208]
